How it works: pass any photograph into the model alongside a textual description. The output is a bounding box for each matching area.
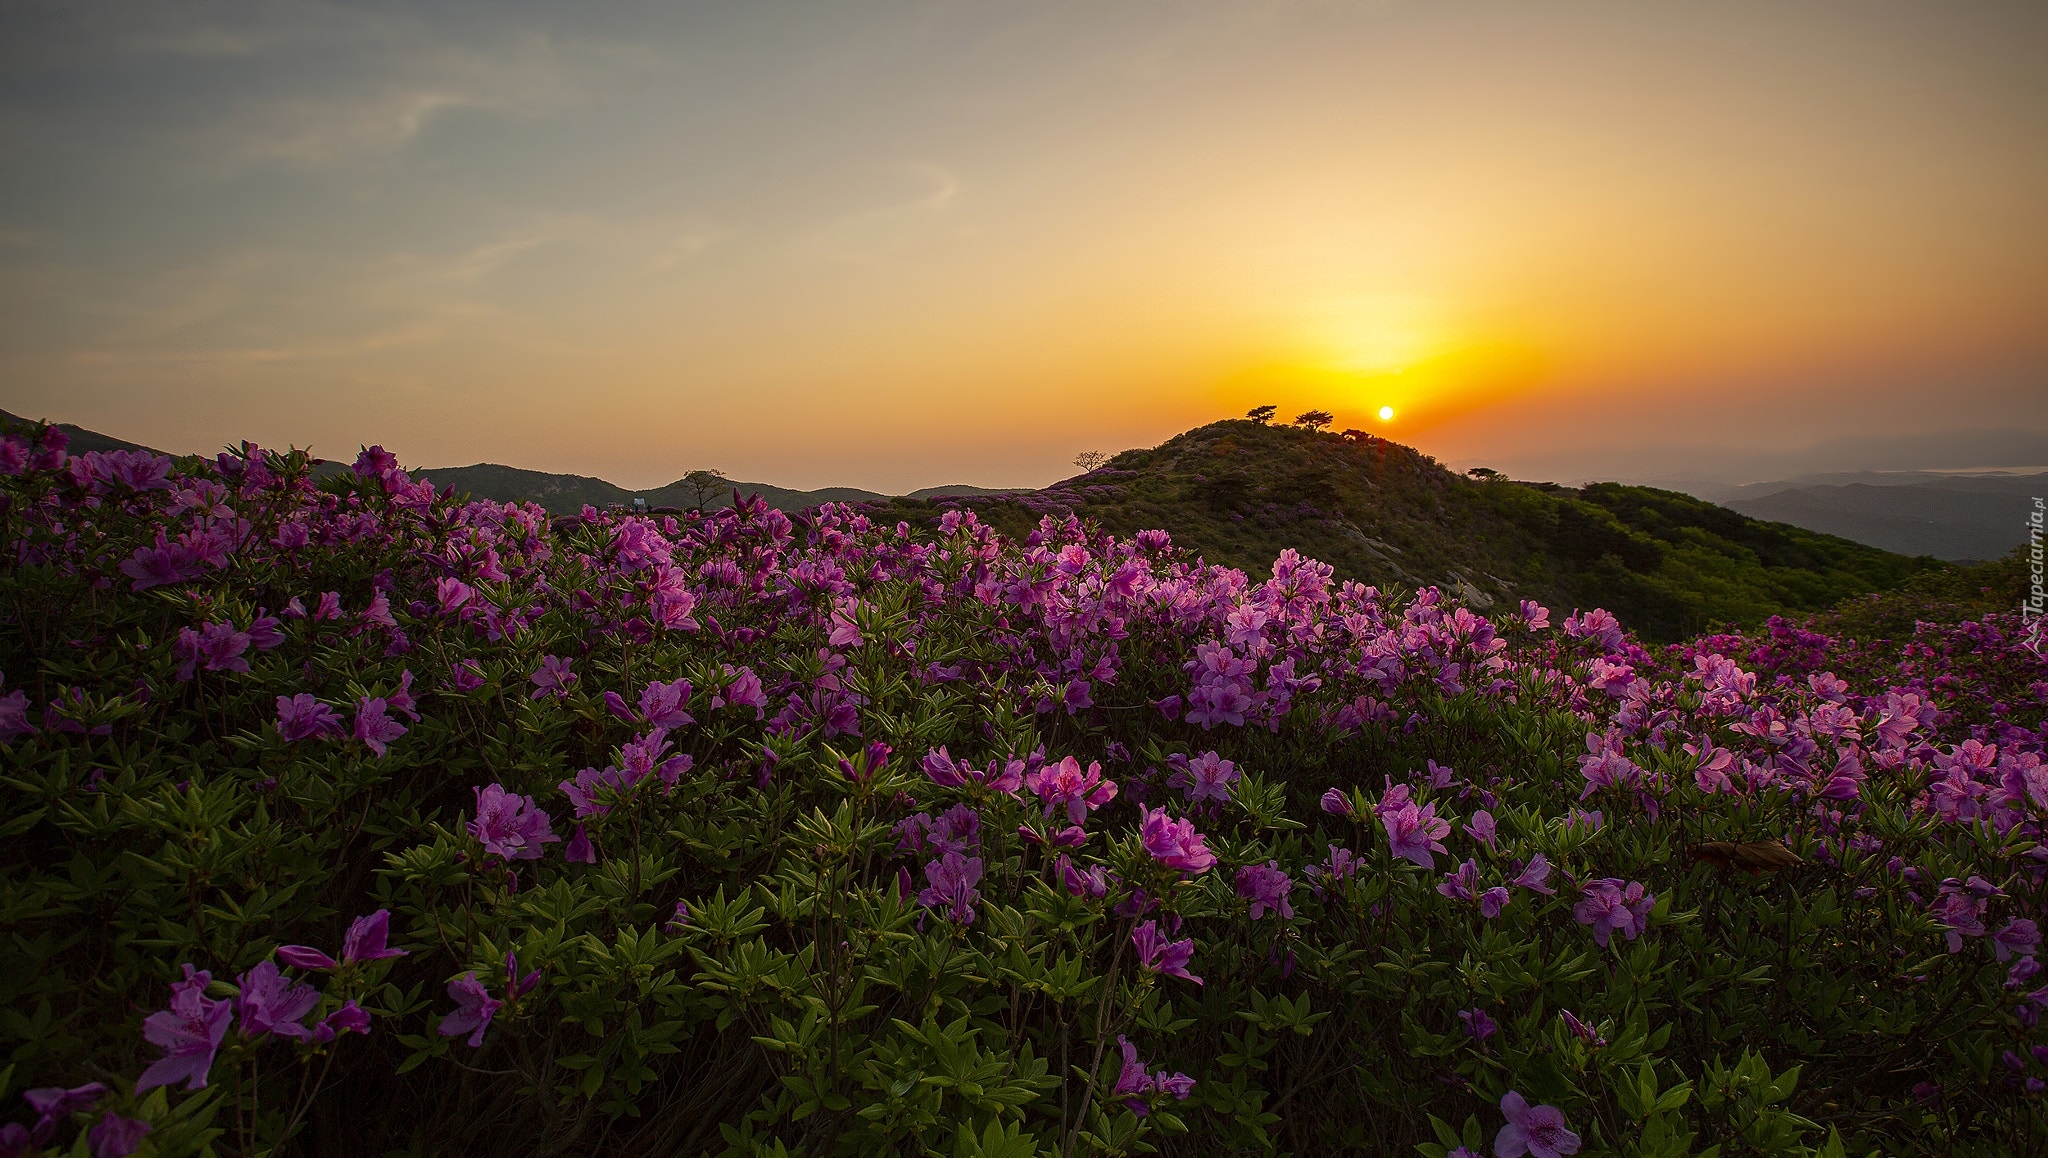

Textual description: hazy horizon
[3,1,2044,492]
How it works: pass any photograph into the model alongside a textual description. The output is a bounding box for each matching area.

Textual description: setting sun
[1378,406,1395,421]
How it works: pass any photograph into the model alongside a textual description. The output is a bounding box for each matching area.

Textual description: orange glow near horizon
[0,3,2042,490]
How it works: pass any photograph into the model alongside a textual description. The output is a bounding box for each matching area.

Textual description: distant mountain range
[1712,472,2042,562]
[407,462,1025,515]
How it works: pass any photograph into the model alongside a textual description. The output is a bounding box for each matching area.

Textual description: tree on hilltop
[1467,467,1503,481]
[1245,405,1277,425]
[680,468,727,512]
[1294,409,1334,431]
[1073,451,1109,472]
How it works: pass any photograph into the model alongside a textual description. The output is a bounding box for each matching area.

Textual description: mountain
[1718,473,2041,561]
[406,464,1030,514]
[0,409,1945,643]
[859,420,1945,643]
[0,409,161,457]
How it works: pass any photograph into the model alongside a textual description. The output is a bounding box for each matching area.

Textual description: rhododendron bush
[3,417,2047,1156]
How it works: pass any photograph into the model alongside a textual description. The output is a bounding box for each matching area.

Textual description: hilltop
[861,420,1943,642]
[3,409,1943,643]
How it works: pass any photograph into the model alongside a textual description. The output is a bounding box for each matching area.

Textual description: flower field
[3,418,2047,1156]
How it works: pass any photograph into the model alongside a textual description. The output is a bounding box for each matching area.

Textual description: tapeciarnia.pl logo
[2025,496,2044,657]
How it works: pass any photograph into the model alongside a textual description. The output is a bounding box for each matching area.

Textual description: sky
[1,0,2044,492]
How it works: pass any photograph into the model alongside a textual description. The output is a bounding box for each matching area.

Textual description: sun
[1377,405,1395,421]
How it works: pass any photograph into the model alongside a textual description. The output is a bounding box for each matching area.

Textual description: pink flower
[1465,810,1497,849]
[1995,919,2041,963]
[278,909,407,970]
[1131,920,1202,985]
[1180,751,1239,804]
[1235,861,1295,920]
[1495,1090,1580,1158]
[275,694,341,742]
[437,972,500,1047]
[1056,854,1110,899]
[1513,854,1556,895]
[1024,756,1118,825]
[529,655,577,700]
[1383,800,1451,869]
[1574,879,1654,948]
[235,961,320,1040]
[918,851,984,924]
[136,965,233,1093]
[1138,806,1217,875]
[469,784,560,861]
[353,697,407,757]
[88,1112,153,1158]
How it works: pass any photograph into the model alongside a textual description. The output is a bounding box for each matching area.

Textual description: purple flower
[88,1112,152,1158]
[469,784,560,861]
[1383,800,1452,869]
[1023,756,1118,825]
[1513,854,1557,895]
[1560,1009,1603,1046]
[0,679,36,741]
[1495,1090,1580,1158]
[22,1083,108,1147]
[342,909,407,963]
[564,825,596,863]
[172,622,251,681]
[529,655,576,700]
[438,972,501,1047]
[449,660,487,692]
[1111,1035,1195,1117]
[275,693,341,742]
[1180,751,1239,804]
[1995,919,2041,963]
[277,908,407,971]
[1132,920,1203,985]
[505,950,542,999]
[136,964,233,1093]
[235,961,320,1040]
[352,697,407,757]
[1235,861,1295,920]
[637,677,694,728]
[1465,810,1497,849]
[1320,787,1354,817]
[1056,854,1110,899]
[1574,879,1654,948]
[1138,806,1217,875]
[313,1001,371,1042]
[1459,1007,1498,1043]
[919,851,984,924]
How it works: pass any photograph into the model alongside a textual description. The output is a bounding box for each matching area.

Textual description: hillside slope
[863,420,1942,642]
[1726,474,2039,561]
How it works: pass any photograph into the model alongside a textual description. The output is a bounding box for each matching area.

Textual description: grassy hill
[862,420,1944,642]
[3,408,1941,643]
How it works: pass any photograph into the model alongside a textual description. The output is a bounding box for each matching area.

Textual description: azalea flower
[275,693,341,742]
[438,973,501,1047]
[469,784,560,862]
[1132,920,1202,985]
[1138,806,1217,875]
[1495,1090,1580,1158]
[136,965,233,1093]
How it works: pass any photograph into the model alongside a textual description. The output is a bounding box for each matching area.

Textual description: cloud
[797,163,965,262]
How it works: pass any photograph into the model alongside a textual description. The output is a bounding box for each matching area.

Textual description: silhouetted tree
[1294,409,1334,431]
[680,469,727,512]
[1073,451,1109,472]
[1339,429,1371,443]
[1467,467,1502,481]
[1245,405,1277,425]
